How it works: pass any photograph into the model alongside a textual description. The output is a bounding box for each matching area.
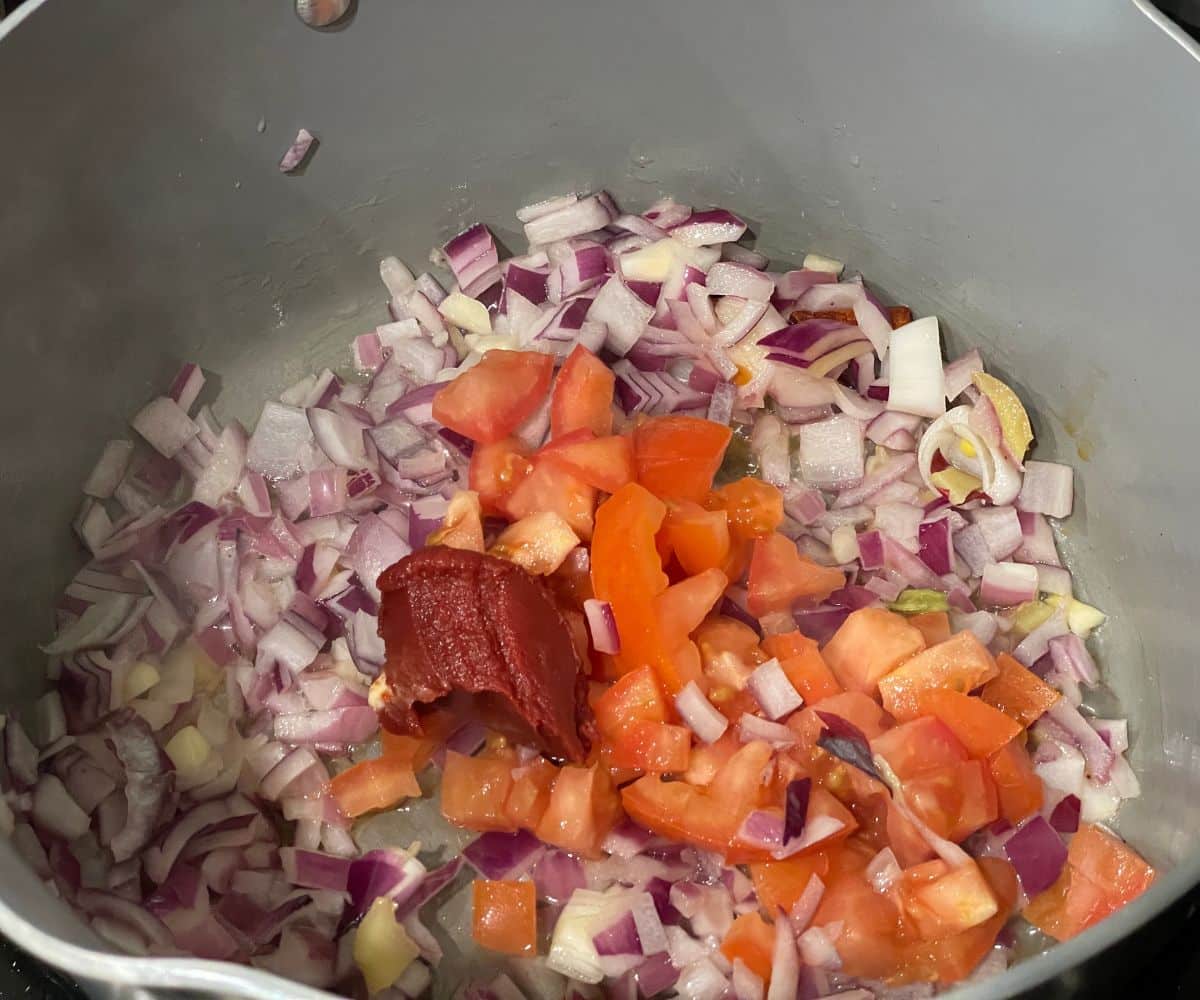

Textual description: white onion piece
[980,562,1039,607]
[886,317,946,418]
[524,194,613,245]
[132,396,199,458]
[1018,461,1074,518]
[970,506,1023,560]
[675,682,729,744]
[766,909,800,1000]
[83,440,134,499]
[588,275,654,356]
[746,659,803,720]
[706,262,775,302]
[797,415,864,489]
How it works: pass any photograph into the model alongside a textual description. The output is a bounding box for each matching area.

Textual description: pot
[0,1,1198,997]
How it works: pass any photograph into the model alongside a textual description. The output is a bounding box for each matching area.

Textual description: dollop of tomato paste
[375,546,592,762]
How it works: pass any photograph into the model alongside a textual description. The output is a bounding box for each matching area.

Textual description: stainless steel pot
[1,1,1198,997]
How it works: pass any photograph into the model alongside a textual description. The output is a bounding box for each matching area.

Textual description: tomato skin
[551,344,615,439]
[916,689,1023,759]
[441,752,517,832]
[822,607,926,694]
[747,533,844,615]
[721,912,775,984]
[329,757,420,818]
[538,431,636,494]
[877,631,999,722]
[980,652,1061,728]
[433,350,555,444]
[503,460,596,540]
[633,415,732,503]
[988,737,1044,824]
[664,502,732,576]
[707,477,784,541]
[535,762,621,857]
[469,437,533,514]
[472,879,537,955]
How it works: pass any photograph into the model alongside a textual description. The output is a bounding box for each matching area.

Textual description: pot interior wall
[1,0,1199,994]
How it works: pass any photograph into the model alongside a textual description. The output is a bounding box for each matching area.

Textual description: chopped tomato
[916,689,1023,759]
[504,757,558,831]
[980,652,1061,728]
[535,762,621,857]
[721,912,775,984]
[909,611,951,646]
[380,731,437,771]
[871,717,969,781]
[790,691,889,749]
[988,738,1044,824]
[440,752,516,832]
[904,759,998,842]
[1024,866,1113,942]
[633,415,732,503]
[504,460,596,540]
[762,630,843,704]
[592,484,703,691]
[822,608,926,694]
[468,437,533,514]
[747,532,844,615]
[433,350,555,444]
[606,720,692,773]
[1068,824,1156,906]
[550,344,615,439]
[664,502,732,576]
[593,666,670,734]
[538,431,635,494]
[654,568,728,644]
[721,538,755,585]
[329,757,420,818]
[887,798,938,868]
[877,631,999,722]
[811,870,903,980]
[707,478,784,541]
[681,730,741,787]
[749,849,834,914]
[895,857,1018,985]
[472,879,537,955]
[696,618,765,690]
[896,859,1000,940]
[622,741,772,857]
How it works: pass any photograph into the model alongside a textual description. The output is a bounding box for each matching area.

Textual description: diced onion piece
[674,682,729,743]
[132,397,198,458]
[438,291,492,337]
[1018,461,1074,518]
[83,440,135,499]
[33,775,91,840]
[797,415,864,489]
[979,562,1039,607]
[588,275,654,356]
[746,659,804,720]
[523,194,614,245]
[801,252,844,276]
[583,599,620,655]
[705,262,774,302]
[886,317,946,418]
[164,726,211,775]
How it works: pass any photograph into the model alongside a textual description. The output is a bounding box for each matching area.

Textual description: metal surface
[0,0,1198,997]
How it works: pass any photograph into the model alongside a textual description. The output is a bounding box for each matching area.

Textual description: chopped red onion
[674,682,729,744]
[83,440,135,499]
[886,318,945,418]
[463,830,545,881]
[132,397,199,459]
[278,129,317,173]
[1013,611,1070,666]
[524,193,615,245]
[1017,461,1074,518]
[1003,816,1068,896]
[796,925,842,971]
[979,562,1039,607]
[1048,633,1099,687]
[669,208,747,247]
[866,847,902,894]
[746,659,804,720]
[706,262,775,302]
[1049,794,1082,834]
[443,223,500,298]
[1046,701,1116,781]
[943,348,984,401]
[739,713,798,748]
[533,851,587,903]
